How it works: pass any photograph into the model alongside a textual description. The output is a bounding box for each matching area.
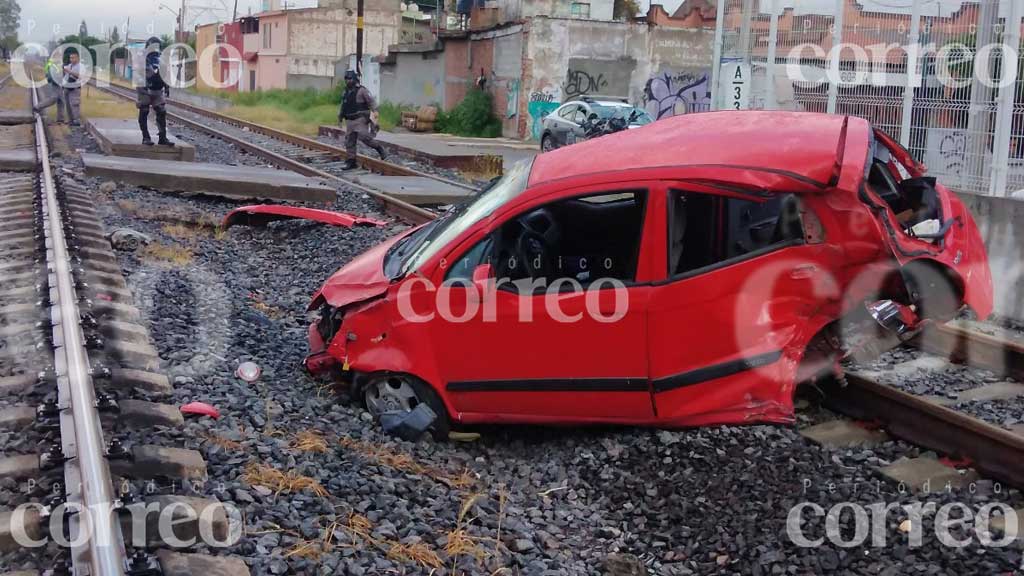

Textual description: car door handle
[789,264,817,279]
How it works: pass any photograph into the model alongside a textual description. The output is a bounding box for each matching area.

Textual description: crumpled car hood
[307,230,409,311]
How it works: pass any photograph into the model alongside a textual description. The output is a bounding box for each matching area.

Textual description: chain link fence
[711,0,1023,197]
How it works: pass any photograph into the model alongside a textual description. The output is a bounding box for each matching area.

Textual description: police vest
[342,87,369,119]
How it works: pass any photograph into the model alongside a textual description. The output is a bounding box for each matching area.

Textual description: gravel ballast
[8,122,1022,575]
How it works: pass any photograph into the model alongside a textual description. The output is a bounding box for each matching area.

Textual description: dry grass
[0,85,29,110]
[339,436,475,490]
[242,463,329,498]
[79,85,137,120]
[249,292,286,319]
[202,432,243,452]
[388,541,444,569]
[291,430,329,453]
[140,242,194,266]
[285,539,326,560]
[117,199,223,231]
[161,223,210,242]
[223,104,323,137]
[444,492,491,568]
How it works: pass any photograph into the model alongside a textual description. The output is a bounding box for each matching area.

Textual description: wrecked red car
[305,111,993,434]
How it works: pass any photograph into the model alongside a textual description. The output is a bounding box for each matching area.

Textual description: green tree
[0,0,20,59]
[613,0,640,20]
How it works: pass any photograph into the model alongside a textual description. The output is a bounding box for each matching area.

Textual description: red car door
[647,187,842,426]
[425,185,661,424]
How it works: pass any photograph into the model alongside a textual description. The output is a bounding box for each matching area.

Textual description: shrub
[377,101,412,132]
[436,89,502,138]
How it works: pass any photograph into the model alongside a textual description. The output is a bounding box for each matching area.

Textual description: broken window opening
[867,133,944,242]
[446,190,647,291]
[668,189,805,278]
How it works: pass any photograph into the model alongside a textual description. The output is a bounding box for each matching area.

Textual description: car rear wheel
[902,263,962,322]
[541,134,555,152]
[362,373,450,440]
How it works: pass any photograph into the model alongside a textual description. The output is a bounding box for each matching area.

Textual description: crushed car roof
[528,111,865,191]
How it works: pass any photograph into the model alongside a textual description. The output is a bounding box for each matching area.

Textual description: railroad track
[813,321,1024,491]
[95,82,477,225]
[0,78,247,575]
[86,78,1024,497]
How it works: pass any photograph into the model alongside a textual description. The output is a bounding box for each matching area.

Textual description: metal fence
[710,0,1024,197]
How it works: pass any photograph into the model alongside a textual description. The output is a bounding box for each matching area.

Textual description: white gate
[710,0,1024,197]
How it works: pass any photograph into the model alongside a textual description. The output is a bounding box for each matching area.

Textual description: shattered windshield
[397,158,534,277]
[592,104,653,125]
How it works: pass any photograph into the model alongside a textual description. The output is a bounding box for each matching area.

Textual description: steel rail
[32,81,127,575]
[94,82,438,225]
[911,322,1024,382]
[822,372,1024,489]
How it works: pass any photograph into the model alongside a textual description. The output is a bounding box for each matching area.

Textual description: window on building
[262,23,272,49]
[570,2,591,18]
[667,190,804,277]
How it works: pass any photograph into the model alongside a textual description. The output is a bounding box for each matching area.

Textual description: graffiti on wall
[642,71,712,119]
[506,78,521,119]
[528,86,561,140]
[562,58,634,100]
[563,69,608,99]
[924,128,969,190]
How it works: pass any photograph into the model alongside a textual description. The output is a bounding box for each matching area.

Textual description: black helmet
[344,70,358,81]
[147,36,162,48]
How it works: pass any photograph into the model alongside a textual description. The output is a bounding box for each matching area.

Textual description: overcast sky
[18,0,317,44]
[19,0,979,44]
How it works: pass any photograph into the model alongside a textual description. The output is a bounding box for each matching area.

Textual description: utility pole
[233,0,238,21]
[180,0,187,42]
[356,0,364,75]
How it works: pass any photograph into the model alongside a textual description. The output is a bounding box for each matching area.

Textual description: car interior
[490,191,647,288]
[867,143,943,238]
[669,191,805,277]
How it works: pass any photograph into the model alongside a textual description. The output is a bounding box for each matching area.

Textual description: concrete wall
[195,23,221,92]
[522,17,714,139]
[490,0,616,21]
[956,193,1024,323]
[381,50,446,107]
[259,55,289,90]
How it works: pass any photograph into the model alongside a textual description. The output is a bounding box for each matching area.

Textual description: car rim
[542,137,553,151]
[364,375,420,416]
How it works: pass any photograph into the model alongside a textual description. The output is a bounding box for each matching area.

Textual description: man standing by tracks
[33,51,79,125]
[136,37,174,146]
[339,70,386,170]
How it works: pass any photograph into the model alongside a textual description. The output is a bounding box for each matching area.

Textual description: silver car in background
[539,96,654,152]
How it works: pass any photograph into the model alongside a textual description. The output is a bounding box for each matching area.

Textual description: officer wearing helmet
[339,69,386,170]
[136,36,173,146]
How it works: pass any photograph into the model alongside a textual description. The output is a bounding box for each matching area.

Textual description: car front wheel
[541,134,556,152]
[362,373,450,439]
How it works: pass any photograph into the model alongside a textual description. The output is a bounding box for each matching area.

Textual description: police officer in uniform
[137,37,173,146]
[339,70,386,170]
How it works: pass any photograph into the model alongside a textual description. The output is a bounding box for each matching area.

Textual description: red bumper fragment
[304,322,340,374]
[222,205,388,230]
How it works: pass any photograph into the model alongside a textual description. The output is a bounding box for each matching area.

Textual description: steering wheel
[515,208,560,279]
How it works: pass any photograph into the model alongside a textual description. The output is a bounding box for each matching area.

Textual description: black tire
[902,263,962,322]
[362,373,451,440]
[541,134,555,152]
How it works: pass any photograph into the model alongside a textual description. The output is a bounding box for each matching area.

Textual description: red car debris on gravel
[304,111,993,434]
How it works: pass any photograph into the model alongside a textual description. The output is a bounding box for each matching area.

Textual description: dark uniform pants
[345,116,384,161]
[137,87,168,139]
